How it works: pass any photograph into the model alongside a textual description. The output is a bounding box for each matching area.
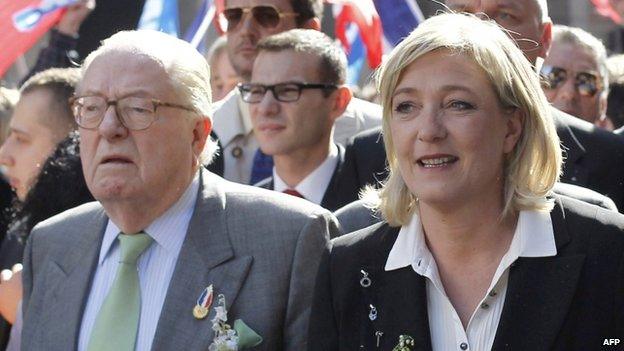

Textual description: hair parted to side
[20,67,81,134]
[551,25,609,96]
[370,12,561,226]
[81,30,218,163]
[291,0,323,25]
[256,29,347,86]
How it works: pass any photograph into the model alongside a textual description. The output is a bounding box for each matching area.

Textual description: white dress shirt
[212,89,381,184]
[273,144,339,205]
[77,174,200,351]
[385,210,557,351]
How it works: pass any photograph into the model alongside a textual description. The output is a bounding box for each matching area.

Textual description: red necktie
[283,189,304,199]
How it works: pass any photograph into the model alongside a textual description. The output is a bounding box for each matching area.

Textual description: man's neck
[100,172,196,234]
[273,143,333,188]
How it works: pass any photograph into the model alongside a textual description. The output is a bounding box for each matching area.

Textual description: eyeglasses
[238,82,338,103]
[540,65,602,97]
[222,5,298,31]
[69,95,196,130]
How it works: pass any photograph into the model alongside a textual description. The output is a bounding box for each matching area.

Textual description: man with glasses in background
[212,0,381,185]
[20,30,338,351]
[244,29,361,211]
[541,25,611,130]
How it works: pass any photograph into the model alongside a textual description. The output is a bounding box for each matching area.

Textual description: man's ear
[329,86,352,122]
[192,117,212,157]
[301,17,321,30]
[538,21,553,59]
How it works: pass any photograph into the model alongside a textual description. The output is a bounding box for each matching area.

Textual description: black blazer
[255,145,360,211]
[344,108,624,210]
[309,196,624,351]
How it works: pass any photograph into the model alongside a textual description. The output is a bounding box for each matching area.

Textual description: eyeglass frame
[221,5,298,31]
[69,94,197,131]
[539,65,603,97]
[238,82,339,103]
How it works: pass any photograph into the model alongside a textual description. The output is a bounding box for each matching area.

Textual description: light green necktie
[87,232,153,351]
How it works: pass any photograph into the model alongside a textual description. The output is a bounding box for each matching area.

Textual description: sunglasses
[540,65,602,97]
[222,5,298,30]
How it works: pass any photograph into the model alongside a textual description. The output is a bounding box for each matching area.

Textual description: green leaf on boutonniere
[234,319,263,348]
[392,335,415,351]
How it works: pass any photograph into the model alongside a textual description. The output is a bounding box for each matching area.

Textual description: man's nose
[97,104,129,139]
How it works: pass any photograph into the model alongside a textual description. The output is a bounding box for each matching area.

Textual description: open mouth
[417,156,458,168]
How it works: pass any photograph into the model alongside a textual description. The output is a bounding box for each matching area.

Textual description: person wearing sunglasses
[212,0,381,185]
[243,29,361,211]
[541,25,611,129]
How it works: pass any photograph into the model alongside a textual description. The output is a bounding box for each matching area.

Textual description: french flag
[332,0,424,84]
[590,0,622,24]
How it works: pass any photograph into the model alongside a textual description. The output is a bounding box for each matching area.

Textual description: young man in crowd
[212,0,381,185]
[541,25,611,129]
[246,29,360,211]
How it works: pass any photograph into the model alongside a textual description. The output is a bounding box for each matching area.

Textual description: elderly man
[247,30,361,211]
[343,0,624,212]
[213,0,381,185]
[541,25,610,129]
[20,30,338,351]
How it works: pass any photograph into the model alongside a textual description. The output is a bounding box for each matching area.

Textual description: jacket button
[460,342,469,350]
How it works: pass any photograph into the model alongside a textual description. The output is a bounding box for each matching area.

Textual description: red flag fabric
[591,0,622,24]
[331,0,383,68]
[0,0,64,78]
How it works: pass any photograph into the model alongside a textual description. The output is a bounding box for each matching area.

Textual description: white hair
[81,30,218,163]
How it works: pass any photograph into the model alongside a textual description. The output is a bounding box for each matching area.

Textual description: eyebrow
[392,84,477,98]
[9,126,30,136]
[76,89,156,99]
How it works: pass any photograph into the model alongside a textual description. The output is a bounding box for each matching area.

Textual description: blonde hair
[82,30,218,163]
[370,12,561,226]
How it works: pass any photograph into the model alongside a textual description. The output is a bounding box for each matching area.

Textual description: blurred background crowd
[1,0,624,349]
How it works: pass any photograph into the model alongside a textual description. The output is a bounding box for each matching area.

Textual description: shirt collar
[273,144,339,205]
[212,89,253,147]
[385,210,557,273]
[99,172,201,265]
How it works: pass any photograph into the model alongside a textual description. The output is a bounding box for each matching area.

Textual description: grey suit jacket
[21,170,339,351]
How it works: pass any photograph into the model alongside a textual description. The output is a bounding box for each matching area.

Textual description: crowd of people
[0,0,623,350]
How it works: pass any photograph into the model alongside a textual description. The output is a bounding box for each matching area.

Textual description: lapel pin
[193,284,214,320]
[369,304,378,321]
[360,269,372,287]
[231,146,243,158]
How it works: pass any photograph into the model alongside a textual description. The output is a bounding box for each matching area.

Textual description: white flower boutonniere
[392,335,415,351]
[209,294,239,351]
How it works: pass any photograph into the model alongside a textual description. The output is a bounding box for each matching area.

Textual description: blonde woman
[308,13,624,351]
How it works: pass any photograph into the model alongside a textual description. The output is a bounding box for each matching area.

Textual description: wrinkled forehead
[445,0,542,20]
[78,51,174,99]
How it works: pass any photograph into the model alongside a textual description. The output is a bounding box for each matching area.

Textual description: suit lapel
[492,199,585,351]
[41,206,107,349]
[368,225,432,350]
[553,110,589,185]
[321,144,357,211]
[151,171,253,351]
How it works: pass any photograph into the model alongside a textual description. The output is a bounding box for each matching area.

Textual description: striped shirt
[77,174,199,351]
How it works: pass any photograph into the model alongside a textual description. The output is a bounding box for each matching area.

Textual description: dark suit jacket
[309,196,624,351]
[344,108,624,210]
[255,145,360,212]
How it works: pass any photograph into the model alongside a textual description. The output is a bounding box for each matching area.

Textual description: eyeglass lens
[223,6,282,30]
[240,83,302,103]
[541,66,599,97]
[73,96,156,130]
